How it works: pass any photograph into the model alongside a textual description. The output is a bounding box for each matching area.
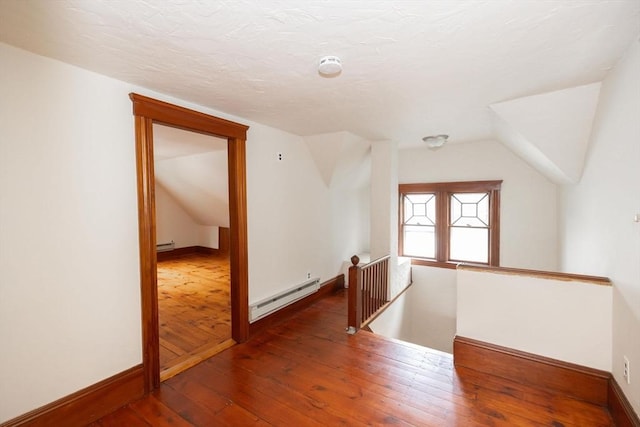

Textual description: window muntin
[403,193,436,225]
[399,181,501,267]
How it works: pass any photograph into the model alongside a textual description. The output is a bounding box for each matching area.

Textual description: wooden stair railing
[347,254,390,334]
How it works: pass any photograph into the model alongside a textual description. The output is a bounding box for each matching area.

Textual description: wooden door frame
[129,93,250,393]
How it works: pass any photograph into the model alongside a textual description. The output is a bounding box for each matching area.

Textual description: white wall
[0,43,142,422]
[369,265,457,354]
[408,266,457,353]
[246,127,370,303]
[304,131,372,278]
[155,184,219,249]
[370,140,401,296]
[457,268,612,371]
[155,150,230,228]
[0,42,370,422]
[559,39,640,414]
[368,291,412,341]
[330,186,370,275]
[245,126,332,303]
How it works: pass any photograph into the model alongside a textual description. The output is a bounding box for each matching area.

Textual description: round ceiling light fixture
[422,134,449,149]
[318,55,342,77]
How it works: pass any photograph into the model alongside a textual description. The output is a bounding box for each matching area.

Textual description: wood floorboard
[259,326,457,394]
[155,384,268,427]
[180,360,347,426]
[256,336,454,418]
[128,394,195,427]
[214,341,443,426]
[89,406,151,427]
[251,329,508,426]
[95,289,614,426]
[157,253,232,375]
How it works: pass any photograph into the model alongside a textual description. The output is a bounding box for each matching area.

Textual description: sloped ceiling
[304,131,371,190]
[154,124,229,227]
[490,83,602,184]
[0,1,638,149]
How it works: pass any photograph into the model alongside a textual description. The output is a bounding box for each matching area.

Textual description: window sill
[408,258,492,270]
[408,258,459,269]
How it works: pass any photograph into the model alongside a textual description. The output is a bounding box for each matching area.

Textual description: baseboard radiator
[156,241,175,252]
[249,277,320,323]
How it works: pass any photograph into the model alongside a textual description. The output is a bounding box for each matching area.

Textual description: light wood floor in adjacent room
[93,289,614,426]
[157,253,233,380]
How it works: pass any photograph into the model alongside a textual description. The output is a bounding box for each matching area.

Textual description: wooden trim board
[160,339,236,382]
[454,335,640,425]
[0,365,144,427]
[130,93,249,392]
[453,336,610,406]
[249,274,345,337]
[457,263,611,286]
[156,245,226,261]
[609,377,640,427]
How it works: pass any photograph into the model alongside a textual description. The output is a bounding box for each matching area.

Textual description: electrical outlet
[623,356,631,384]
[276,152,283,161]
[307,272,311,279]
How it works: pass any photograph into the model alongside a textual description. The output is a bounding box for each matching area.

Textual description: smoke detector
[318,56,342,77]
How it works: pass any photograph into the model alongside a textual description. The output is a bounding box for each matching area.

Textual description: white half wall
[457,268,612,371]
[559,39,640,414]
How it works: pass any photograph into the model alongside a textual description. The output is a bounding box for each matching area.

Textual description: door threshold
[160,338,236,381]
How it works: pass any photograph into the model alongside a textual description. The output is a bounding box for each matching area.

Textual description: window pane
[450,192,489,227]
[403,225,435,258]
[403,194,436,225]
[450,227,488,263]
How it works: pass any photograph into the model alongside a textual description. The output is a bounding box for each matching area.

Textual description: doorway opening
[153,124,234,380]
[130,93,250,393]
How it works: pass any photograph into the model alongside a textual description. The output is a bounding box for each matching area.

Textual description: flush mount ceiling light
[318,55,342,77]
[422,134,449,149]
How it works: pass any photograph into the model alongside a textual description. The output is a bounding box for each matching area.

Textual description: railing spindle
[347,254,390,333]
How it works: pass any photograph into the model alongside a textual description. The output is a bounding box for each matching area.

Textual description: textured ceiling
[1,1,638,147]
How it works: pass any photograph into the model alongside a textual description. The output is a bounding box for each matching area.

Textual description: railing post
[347,255,362,334]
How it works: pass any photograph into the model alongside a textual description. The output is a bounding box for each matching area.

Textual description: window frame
[399,180,502,269]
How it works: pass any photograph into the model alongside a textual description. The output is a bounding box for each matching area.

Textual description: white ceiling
[1,1,638,148]
[153,123,227,161]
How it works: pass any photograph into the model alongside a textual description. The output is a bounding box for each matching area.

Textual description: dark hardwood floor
[91,289,614,426]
